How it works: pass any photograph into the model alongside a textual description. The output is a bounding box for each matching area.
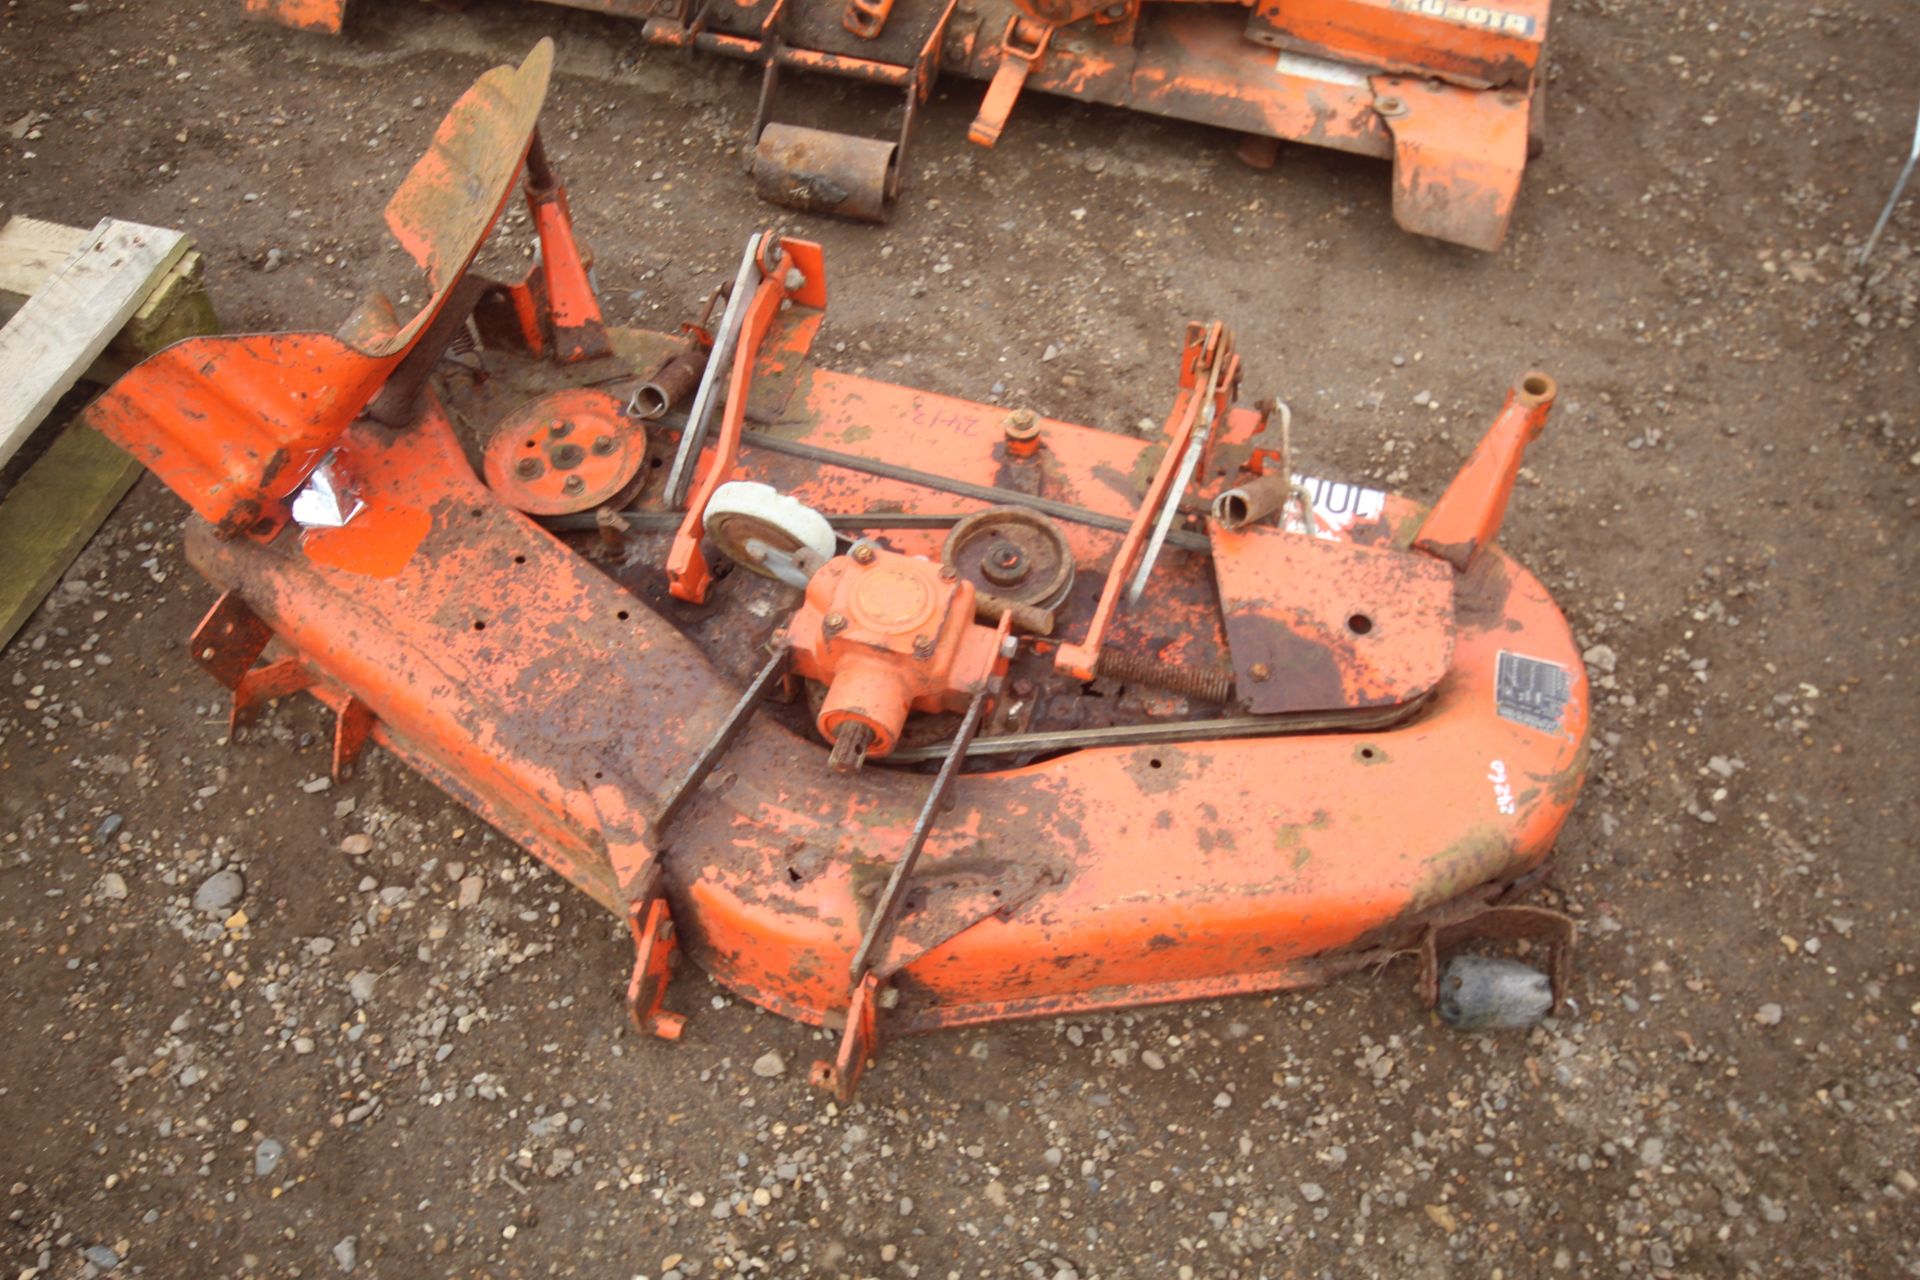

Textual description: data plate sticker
[1495,651,1572,734]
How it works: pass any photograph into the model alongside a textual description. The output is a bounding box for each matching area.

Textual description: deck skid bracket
[1416,902,1576,1014]
[625,896,687,1041]
[811,972,884,1101]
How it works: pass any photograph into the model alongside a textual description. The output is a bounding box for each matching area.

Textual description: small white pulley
[703,482,836,589]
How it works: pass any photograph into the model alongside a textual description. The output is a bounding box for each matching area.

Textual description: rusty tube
[1210,470,1295,531]
[752,123,897,223]
[633,349,709,420]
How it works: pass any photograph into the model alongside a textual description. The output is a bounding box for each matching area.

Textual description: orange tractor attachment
[247,0,1551,251]
[84,44,1586,1096]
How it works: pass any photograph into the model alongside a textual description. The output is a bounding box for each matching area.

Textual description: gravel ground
[1,0,1917,1277]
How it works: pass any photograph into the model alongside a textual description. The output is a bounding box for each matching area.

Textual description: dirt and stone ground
[2,0,1918,1276]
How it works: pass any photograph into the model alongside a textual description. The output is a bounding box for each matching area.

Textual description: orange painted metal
[523,134,612,363]
[1414,371,1556,570]
[247,0,1551,251]
[481,388,646,516]
[81,41,558,536]
[1053,322,1235,681]
[86,48,1589,1091]
[244,0,344,32]
[1209,525,1455,715]
[786,547,1008,760]
[666,238,828,602]
[1374,73,1533,252]
[1248,0,1549,91]
[966,16,1052,147]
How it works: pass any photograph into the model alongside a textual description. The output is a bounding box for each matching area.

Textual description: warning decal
[1495,651,1572,734]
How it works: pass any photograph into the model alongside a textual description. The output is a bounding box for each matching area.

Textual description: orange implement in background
[84,45,1586,1097]
[247,0,1552,251]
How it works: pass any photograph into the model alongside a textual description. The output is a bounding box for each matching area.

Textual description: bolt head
[912,635,935,658]
[515,457,541,478]
[563,475,585,494]
[591,434,616,455]
[850,543,877,565]
[823,612,847,634]
[1250,662,1272,682]
[937,564,958,581]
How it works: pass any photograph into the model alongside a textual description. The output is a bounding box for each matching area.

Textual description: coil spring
[1096,650,1235,704]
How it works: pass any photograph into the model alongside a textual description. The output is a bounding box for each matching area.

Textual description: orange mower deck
[83,44,1587,1097]
[247,0,1552,251]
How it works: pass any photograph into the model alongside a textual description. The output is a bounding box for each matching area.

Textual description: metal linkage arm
[1053,322,1236,681]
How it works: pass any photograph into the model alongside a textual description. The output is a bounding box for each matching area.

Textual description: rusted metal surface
[92,47,1589,1098]
[631,348,709,419]
[1055,322,1236,681]
[653,644,792,839]
[1416,902,1575,1014]
[481,388,648,515]
[79,41,557,537]
[1211,523,1455,716]
[1211,470,1294,531]
[1095,649,1234,705]
[250,0,1551,251]
[849,644,1003,981]
[1376,74,1532,251]
[752,123,898,222]
[941,507,1073,633]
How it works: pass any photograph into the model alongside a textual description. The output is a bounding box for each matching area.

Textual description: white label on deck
[1286,473,1387,539]
[1274,52,1373,88]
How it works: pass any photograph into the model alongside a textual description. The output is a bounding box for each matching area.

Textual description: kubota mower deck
[247,0,1551,250]
[85,43,1585,1096]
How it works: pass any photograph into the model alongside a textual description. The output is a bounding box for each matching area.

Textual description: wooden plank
[0,421,143,651]
[0,219,188,472]
[0,215,89,300]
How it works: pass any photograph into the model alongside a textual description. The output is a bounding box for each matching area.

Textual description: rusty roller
[751,123,897,224]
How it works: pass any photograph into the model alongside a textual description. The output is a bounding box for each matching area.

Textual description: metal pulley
[481,388,648,516]
[703,481,837,588]
[940,506,1073,634]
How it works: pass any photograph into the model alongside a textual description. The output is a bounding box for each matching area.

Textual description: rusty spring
[1096,650,1235,704]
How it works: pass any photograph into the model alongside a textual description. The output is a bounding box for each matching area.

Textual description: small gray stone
[255,1137,285,1178]
[82,1245,120,1270]
[1756,1003,1783,1027]
[752,1051,786,1079]
[1300,1182,1325,1203]
[333,1236,357,1272]
[347,972,378,1003]
[1141,1050,1166,1070]
[96,872,128,901]
[194,869,245,915]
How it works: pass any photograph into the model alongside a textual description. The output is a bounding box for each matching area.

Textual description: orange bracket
[625,897,686,1041]
[967,17,1052,148]
[1374,76,1533,253]
[810,972,882,1101]
[521,131,612,364]
[667,237,828,603]
[331,696,377,783]
[1054,322,1234,681]
[1413,371,1556,572]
